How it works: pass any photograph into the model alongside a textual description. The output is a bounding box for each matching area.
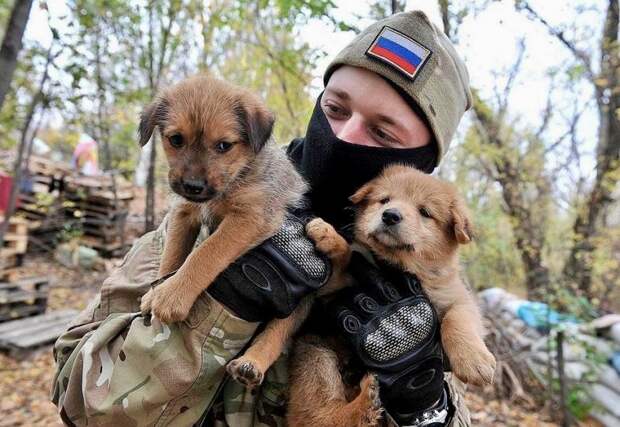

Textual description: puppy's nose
[382,208,402,226]
[182,179,206,195]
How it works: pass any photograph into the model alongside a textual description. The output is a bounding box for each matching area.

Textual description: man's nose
[336,115,370,146]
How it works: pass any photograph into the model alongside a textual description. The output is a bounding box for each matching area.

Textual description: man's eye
[371,127,395,143]
[169,134,184,148]
[323,103,348,119]
[216,141,233,153]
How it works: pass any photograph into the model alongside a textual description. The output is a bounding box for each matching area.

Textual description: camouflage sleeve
[51,217,262,427]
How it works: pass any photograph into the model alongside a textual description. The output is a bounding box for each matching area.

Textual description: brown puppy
[348,164,495,385]
[138,75,307,327]
[286,165,496,426]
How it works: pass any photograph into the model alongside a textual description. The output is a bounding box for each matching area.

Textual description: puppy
[138,75,307,329]
[285,164,496,426]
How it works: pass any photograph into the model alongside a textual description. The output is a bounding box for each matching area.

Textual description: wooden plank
[0,309,76,334]
[0,316,73,341]
[13,276,49,287]
[0,290,48,304]
[9,322,71,348]
[0,305,46,322]
[2,233,28,253]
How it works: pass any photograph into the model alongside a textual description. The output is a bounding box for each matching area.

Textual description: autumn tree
[0,0,34,110]
[517,0,619,298]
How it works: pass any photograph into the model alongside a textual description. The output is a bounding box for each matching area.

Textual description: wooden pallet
[0,216,28,235]
[0,216,29,255]
[0,309,77,358]
[0,248,24,271]
[28,155,72,177]
[0,276,49,322]
[78,235,131,257]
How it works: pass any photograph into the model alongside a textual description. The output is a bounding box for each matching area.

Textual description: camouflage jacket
[51,217,470,426]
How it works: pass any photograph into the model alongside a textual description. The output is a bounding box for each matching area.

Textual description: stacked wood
[0,216,28,274]
[17,155,70,251]
[0,309,77,359]
[0,276,48,322]
[64,173,134,257]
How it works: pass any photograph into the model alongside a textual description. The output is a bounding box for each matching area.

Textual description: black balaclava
[290,94,438,231]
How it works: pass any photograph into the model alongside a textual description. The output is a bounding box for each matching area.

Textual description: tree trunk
[472,95,552,301]
[0,44,52,247]
[0,0,34,110]
[562,0,619,296]
[144,4,157,233]
[144,139,157,232]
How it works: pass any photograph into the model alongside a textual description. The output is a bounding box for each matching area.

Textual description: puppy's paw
[226,357,265,388]
[306,218,349,261]
[140,288,155,315]
[450,345,496,386]
[356,374,383,427]
[143,278,196,324]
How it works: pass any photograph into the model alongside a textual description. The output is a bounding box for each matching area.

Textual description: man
[52,10,473,427]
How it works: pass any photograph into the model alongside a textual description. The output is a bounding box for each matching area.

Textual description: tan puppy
[347,164,495,385]
[286,164,496,426]
[138,75,307,326]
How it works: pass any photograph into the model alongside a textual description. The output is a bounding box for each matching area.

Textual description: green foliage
[452,128,527,293]
[0,0,341,178]
[566,385,595,421]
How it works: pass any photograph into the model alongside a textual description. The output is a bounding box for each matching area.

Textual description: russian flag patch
[366,26,432,80]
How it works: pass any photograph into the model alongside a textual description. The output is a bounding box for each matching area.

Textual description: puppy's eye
[379,197,390,205]
[169,134,184,148]
[215,141,233,153]
[419,207,433,219]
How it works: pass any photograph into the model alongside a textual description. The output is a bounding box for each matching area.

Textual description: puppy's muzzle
[175,178,215,202]
[182,178,206,196]
[382,208,402,226]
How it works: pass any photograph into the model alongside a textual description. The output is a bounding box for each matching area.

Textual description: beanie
[324,10,473,162]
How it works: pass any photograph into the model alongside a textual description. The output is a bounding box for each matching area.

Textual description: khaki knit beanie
[324,10,473,161]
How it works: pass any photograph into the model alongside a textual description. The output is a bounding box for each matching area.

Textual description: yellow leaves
[0,352,64,426]
[594,77,609,87]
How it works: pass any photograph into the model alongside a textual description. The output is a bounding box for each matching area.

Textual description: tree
[518,0,620,297]
[0,31,57,247]
[438,3,555,300]
[0,0,34,111]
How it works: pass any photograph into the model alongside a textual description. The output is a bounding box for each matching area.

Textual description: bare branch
[518,2,595,81]
[498,38,526,121]
[535,79,557,139]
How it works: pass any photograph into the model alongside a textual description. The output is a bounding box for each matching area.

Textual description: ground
[0,254,573,426]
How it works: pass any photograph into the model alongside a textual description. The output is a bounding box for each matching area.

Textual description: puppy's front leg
[143,213,271,323]
[305,218,352,296]
[439,290,496,385]
[159,203,202,276]
[227,296,314,388]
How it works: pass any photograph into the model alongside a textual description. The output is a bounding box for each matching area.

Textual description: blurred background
[0,0,618,426]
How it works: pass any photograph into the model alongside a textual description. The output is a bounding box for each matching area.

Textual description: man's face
[322,65,431,149]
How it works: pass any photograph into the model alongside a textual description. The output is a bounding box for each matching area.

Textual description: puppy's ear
[450,196,474,244]
[235,98,275,153]
[350,183,374,205]
[138,97,169,146]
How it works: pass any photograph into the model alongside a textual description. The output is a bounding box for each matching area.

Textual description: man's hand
[325,252,447,425]
[204,214,331,322]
